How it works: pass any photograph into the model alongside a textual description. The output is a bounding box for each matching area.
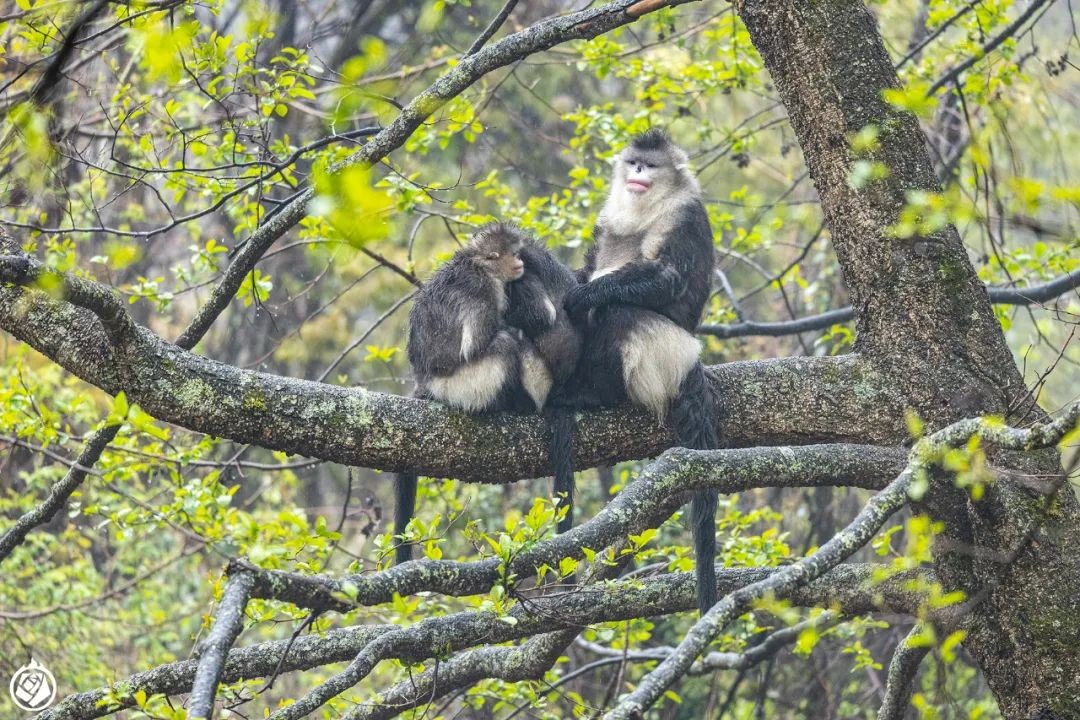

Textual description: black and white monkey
[560,129,720,613]
[395,223,581,562]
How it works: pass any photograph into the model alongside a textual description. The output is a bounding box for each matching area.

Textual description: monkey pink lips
[626,179,651,193]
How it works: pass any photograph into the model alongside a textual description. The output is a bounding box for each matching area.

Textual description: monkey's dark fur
[396,223,581,562]
[396,224,534,564]
[507,236,582,533]
[559,129,721,613]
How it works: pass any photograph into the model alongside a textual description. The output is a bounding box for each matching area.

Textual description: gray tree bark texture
[735,1,1080,717]
[1,1,1077,717]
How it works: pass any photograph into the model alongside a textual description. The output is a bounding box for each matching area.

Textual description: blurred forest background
[1,0,1078,718]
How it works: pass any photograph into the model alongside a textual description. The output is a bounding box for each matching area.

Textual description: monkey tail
[548,407,576,534]
[672,362,721,615]
[394,472,418,564]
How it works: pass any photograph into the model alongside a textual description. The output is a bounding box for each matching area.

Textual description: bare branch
[188,570,256,720]
[926,0,1054,96]
[466,0,520,55]
[699,268,1080,339]
[37,564,927,720]
[603,405,1079,719]
[877,625,930,720]
[0,424,116,563]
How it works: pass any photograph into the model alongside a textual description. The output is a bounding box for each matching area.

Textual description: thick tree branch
[37,564,927,720]
[877,625,931,720]
[188,570,255,720]
[0,260,904,480]
[0,251,134,344]
[231,444,906,612]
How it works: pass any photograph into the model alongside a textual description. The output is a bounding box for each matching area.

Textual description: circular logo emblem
[9,658,56,712]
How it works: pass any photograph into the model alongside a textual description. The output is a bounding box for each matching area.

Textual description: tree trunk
[735,2,1080,717]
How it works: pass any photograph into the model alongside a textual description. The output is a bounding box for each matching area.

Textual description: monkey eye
[644,162,656,169]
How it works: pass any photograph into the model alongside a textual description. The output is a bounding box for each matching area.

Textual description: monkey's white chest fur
[592,190,689,279]
[593,189,702,417]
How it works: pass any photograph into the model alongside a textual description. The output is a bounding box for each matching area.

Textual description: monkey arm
[573,244,598,284]
[564,259,686,319]
[507,275,558,338]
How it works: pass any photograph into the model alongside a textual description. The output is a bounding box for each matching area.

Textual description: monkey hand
[563,284,596,320]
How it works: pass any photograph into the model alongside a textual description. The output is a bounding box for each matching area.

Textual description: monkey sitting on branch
[557,129,720,614]
[394,223,581,562]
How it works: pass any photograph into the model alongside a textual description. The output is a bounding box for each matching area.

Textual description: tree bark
[0,273,902,481]
[736,1,1080,717]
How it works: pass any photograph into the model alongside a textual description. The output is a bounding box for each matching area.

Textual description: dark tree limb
[188,570,255,720]
[231,444,906,613]
[876,625,931,720]
[698,239,1080,339]
[0,255,905,480]
[605,405,1079,719]
[925,0,1054,96]
[466,0,520,55]
[36,564,927,720]
[0,423,116,562]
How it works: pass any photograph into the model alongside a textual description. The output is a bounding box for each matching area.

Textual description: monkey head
[467,222,527,282]
[614,128,692,198]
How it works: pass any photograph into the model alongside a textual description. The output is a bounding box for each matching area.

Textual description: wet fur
[561,130,720,613]
[506,236,583,533]
[396,225,539,564]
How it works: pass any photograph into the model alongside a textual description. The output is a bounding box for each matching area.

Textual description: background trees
[1,1,1078,718]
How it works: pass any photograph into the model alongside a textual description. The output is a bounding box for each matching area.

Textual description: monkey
[558,129,720,613]
[505,231,582,533]
[395,223,539,563]
[394,223,580,562]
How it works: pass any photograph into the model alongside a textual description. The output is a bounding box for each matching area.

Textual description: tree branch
[0,257,904,480]
[466,0,520,55]
[699,268,1080,339]
[876,625,930,720]
[37,564,927,720]
[188,570,255,720]
[925,0,1053,97]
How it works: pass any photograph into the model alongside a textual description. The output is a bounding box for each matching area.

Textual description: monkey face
[483,247,525,281]
[470,226,526,282]
[616,149,676,196]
